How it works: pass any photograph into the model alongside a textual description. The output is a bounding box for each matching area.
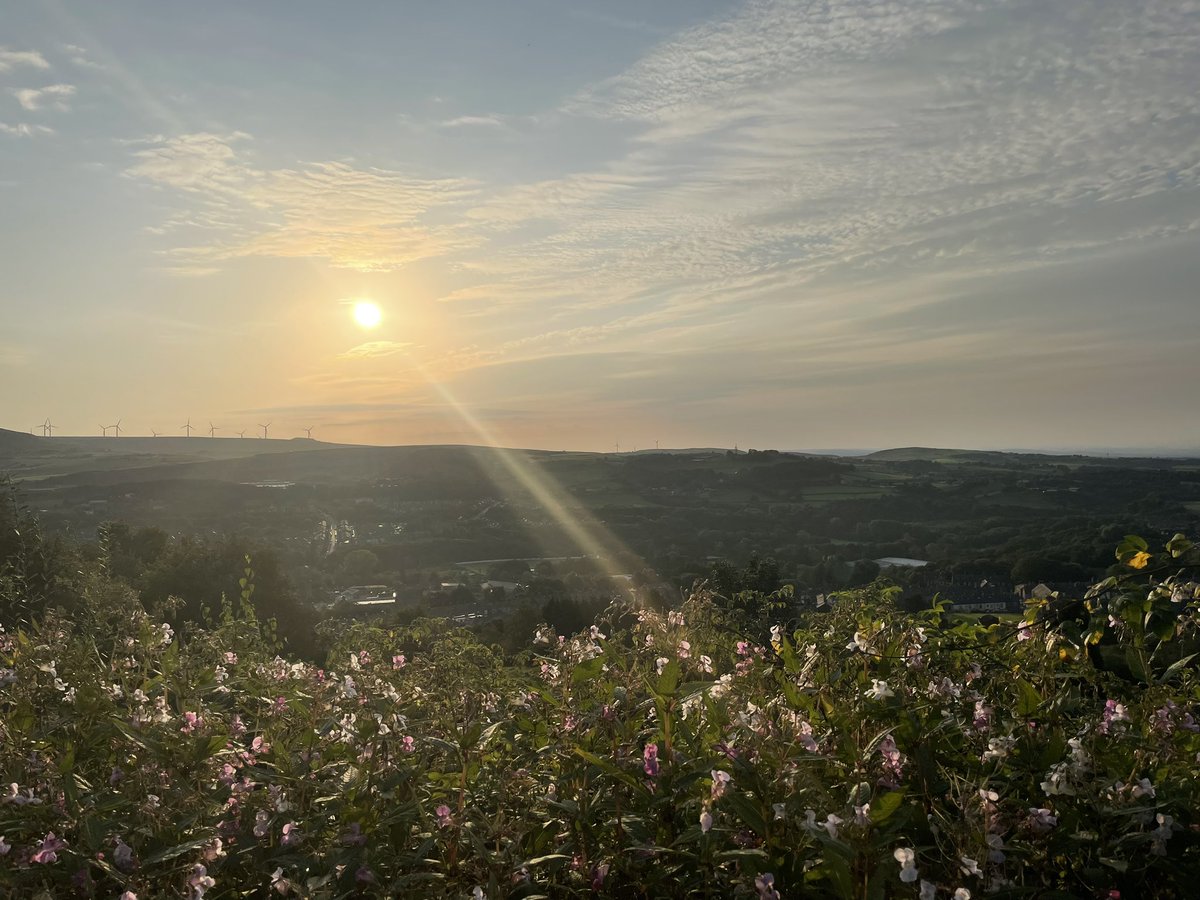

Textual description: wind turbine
[110,419,122,438]
[151,429,161,438]
[302,426,314,439]
[181,419,193,438]
[258,422,271,439]
[236,429,246,438]
[208,422,218,438]
[100,424,110,437]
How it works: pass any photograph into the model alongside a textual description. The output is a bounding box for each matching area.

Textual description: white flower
[846,631,871,653]
[1131,777,1155,799]
[822,812,843,839]
[919,881,936,900]
[866,679,894,700]
[894,847,919,883]
[699,808,713,833]
[960,856,981,877]
[954,890,971,900]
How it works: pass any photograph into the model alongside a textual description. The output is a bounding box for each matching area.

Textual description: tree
[0,478,71,627]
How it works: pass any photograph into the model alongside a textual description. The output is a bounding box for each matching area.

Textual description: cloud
[440,115,505,128]
[126,133,480,273]
[62,44,104,70]
[338,341,414,360]
[0,122,55,138]
[0,49,49,72]
[448,0,1200,333]
[11,83,76,111]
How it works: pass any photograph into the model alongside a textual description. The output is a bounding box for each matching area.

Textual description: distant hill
[865,447,1003,462]
[0,428,38,450]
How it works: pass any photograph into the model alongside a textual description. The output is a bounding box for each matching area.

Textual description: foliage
[0,535,1198,897]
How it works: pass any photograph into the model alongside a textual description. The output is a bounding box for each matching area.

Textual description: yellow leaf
[1129,551,1152,569]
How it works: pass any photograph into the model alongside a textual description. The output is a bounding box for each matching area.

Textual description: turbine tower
[208,422,218,438]
[258,422,271,439]
[236,429,246,438]
[303,426,313,439]
[181,419,193,438]
[151,429,161,438]
[110,419,122,438]
[100,424,110,437]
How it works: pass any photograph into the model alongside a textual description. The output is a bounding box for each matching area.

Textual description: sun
[352,301,383,329]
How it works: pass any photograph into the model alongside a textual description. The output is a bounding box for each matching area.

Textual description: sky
[2,0,1199,452]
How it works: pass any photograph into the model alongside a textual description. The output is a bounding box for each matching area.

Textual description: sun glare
[352,301,382,329]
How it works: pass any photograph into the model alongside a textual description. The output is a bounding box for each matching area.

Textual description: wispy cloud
[126,132,480,273]
[0,49,49,72]
[11,83,75,111]
[338,341,414,360]
[440,114,505,128]
[61,44,104,70]
[447,0,1200,336]
[0,122,55,138]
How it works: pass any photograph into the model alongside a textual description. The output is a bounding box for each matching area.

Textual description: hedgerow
[1,536,1198,898]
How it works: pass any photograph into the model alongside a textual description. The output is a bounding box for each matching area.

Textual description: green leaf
[1158,653,1197,684]
[1014,678,1041,717]
[523,853,572,867]
[723,790,767,835]
[142,835,213,865]
[655,660,680,696]
[870,790,905,824]
[572,655,604,685]
[1166,533,1194,558]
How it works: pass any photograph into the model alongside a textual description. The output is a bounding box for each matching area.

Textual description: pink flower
[271,867,292,895]
[879,734,904,785]
[188,863,216,898]
[711,769,732,801]
[280,822,302,846]
[436,804,453,828]
[1097,699,1129,735]
[755,872,781,900]
[592,861,610,889]
[643,743,660,777]
[202,837,225,861]
[113,836,134,870]
[678,640,691,659]
[401,735,415,753]
[31,831,66,864]
[180,711,201,734]
[973,700,992,732]
[392,654,406,669]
